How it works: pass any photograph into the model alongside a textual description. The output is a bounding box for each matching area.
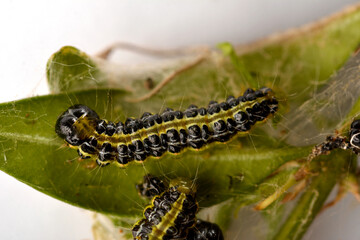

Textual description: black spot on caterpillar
[55,87,278,167]
[309,119,360,160]
[349,119,360,153]
[133,175,224,240]
[187,219,224,240]
[136,174,167,199]
[132,178,199,240]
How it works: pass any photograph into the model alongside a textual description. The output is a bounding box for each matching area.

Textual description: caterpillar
[308,119,360,160]
[132,178,199,240]
[55,87,278,167]
[133,175,224,240]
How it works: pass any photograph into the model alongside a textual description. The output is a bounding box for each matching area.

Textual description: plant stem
[272,154,347,240]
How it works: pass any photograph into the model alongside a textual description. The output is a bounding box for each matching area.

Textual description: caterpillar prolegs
[55,87,278,167]
[132,175,224,240]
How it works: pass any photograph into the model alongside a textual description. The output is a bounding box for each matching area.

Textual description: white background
[1,1,360,239]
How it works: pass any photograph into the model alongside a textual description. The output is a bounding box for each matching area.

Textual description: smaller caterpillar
[132,178,199,240]
[308,119,360,160]
[55,87,278,167]
[133,175,224,240]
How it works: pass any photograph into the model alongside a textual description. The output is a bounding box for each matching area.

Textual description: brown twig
[126,55,206,103]
[96,42,209,59]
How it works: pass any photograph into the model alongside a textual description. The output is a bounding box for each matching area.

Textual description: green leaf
[46,46,104,93]
[240,8,360,106]
[0,89,310,217]
[218,42,257,88]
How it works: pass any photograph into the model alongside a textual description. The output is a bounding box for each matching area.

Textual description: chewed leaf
[0,89,309,216]
[47,46,105,93]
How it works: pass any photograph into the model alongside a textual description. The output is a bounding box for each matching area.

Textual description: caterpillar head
[55,104,99,146]
[350,119,360,149]
[187,219,224,240]
[170,178,197,196]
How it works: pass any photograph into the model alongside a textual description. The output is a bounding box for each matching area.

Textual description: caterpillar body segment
[55,87,278,167]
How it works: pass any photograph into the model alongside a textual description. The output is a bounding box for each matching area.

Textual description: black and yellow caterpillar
[55,87,278,167]
[133,178,198,239]
[133,175,224,240]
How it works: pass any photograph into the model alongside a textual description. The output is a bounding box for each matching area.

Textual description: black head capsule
[268,98,279,113]
[67,104,99,119]
[55,115,81,146]
[350,119,360,149]
[187,219,224,240]
[55,105,99,146]
[136,174,167,198]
